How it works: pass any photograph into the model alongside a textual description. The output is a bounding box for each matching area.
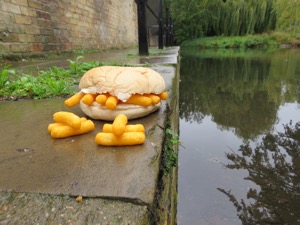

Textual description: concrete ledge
[0,192,149,225]
[0,47,180,225]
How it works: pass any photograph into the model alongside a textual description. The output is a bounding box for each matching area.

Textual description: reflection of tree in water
[218,122,300,225]
[179,49,300,140]
[213,89,277,140]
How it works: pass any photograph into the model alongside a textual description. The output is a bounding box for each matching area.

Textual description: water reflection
[180,48,300,140]
[219,122,300,225]
[178,48,300,225]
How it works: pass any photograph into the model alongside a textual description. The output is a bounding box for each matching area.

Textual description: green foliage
[1,71,74,99]
[167,0,281,43]
[274,0,300,35]
[0,57,135,100]
[163,128,179,174]
[0,65,16,88]
[67,56,105,74]
[182,35,279,49]
[182,31,300,49]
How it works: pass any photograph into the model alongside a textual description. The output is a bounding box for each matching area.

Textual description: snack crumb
[75,196,83,203]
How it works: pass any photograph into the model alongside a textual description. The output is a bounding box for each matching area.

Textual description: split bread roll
[80,101,161,121]
[77,66,166,121]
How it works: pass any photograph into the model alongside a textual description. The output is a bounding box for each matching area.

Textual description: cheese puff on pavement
[48,122,65,133]
[51,119,95,138]
[95,132,145,146]
[53,111,81,129]
[48,118,87,133]
[112,113,128,136]
[64,93,84,108]
[103,124,145,133]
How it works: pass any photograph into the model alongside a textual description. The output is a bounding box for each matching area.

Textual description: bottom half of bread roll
[80,101,161,121]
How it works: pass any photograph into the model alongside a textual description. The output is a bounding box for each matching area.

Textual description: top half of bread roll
[79,66,166,102]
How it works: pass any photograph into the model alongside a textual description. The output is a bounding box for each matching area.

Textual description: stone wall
[0,0,138,60]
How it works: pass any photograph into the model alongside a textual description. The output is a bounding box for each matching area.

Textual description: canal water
[177,48,300,225]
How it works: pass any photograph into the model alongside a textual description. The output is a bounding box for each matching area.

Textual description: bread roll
[78,66,166,120]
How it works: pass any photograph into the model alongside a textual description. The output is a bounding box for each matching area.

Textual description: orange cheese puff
[64,93,84,108]
[80,117,87,122]
[159,92,168,100]
[48,118,86,133]
[48,122,65,133]
[112,113,128,136]
[95,132,145,146]
[53,111,81,129]
[103,124,145,133]
[51,120,95,138]
[144,94,161,104]
[95,93,110,105]
[124,94,152,106]
[81,94,96,105]
[106,96,118,110]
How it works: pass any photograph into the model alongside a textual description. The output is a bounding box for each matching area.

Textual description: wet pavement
[7,47,179,73]
[0,47,179,225]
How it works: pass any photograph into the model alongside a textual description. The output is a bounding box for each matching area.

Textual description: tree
[274,0,300,35]
[168,0,278,43]
[218,122,300,224]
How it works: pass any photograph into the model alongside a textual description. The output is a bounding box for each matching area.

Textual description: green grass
[0,65,16,89]
[0,57,134,100]
[181,32,300,49]
[163,128,179,174]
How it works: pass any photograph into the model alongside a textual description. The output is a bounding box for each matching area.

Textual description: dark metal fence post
[165,6,170,47]
[135,0,149,56]
[158,0,163,49]
[165,5,174,46]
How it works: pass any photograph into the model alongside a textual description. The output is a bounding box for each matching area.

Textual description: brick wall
[0,0,138,60]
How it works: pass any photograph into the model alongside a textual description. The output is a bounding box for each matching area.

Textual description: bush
[181,34,280,49]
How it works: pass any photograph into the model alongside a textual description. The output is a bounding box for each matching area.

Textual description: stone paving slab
[0,47,179,225]
[0,66,175,206]
[0,192,149,225]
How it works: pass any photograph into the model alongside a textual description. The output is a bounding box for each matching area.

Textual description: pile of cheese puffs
[48,112,145,146]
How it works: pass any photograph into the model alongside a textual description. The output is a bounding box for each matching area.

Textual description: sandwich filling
[64,66,168,120]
